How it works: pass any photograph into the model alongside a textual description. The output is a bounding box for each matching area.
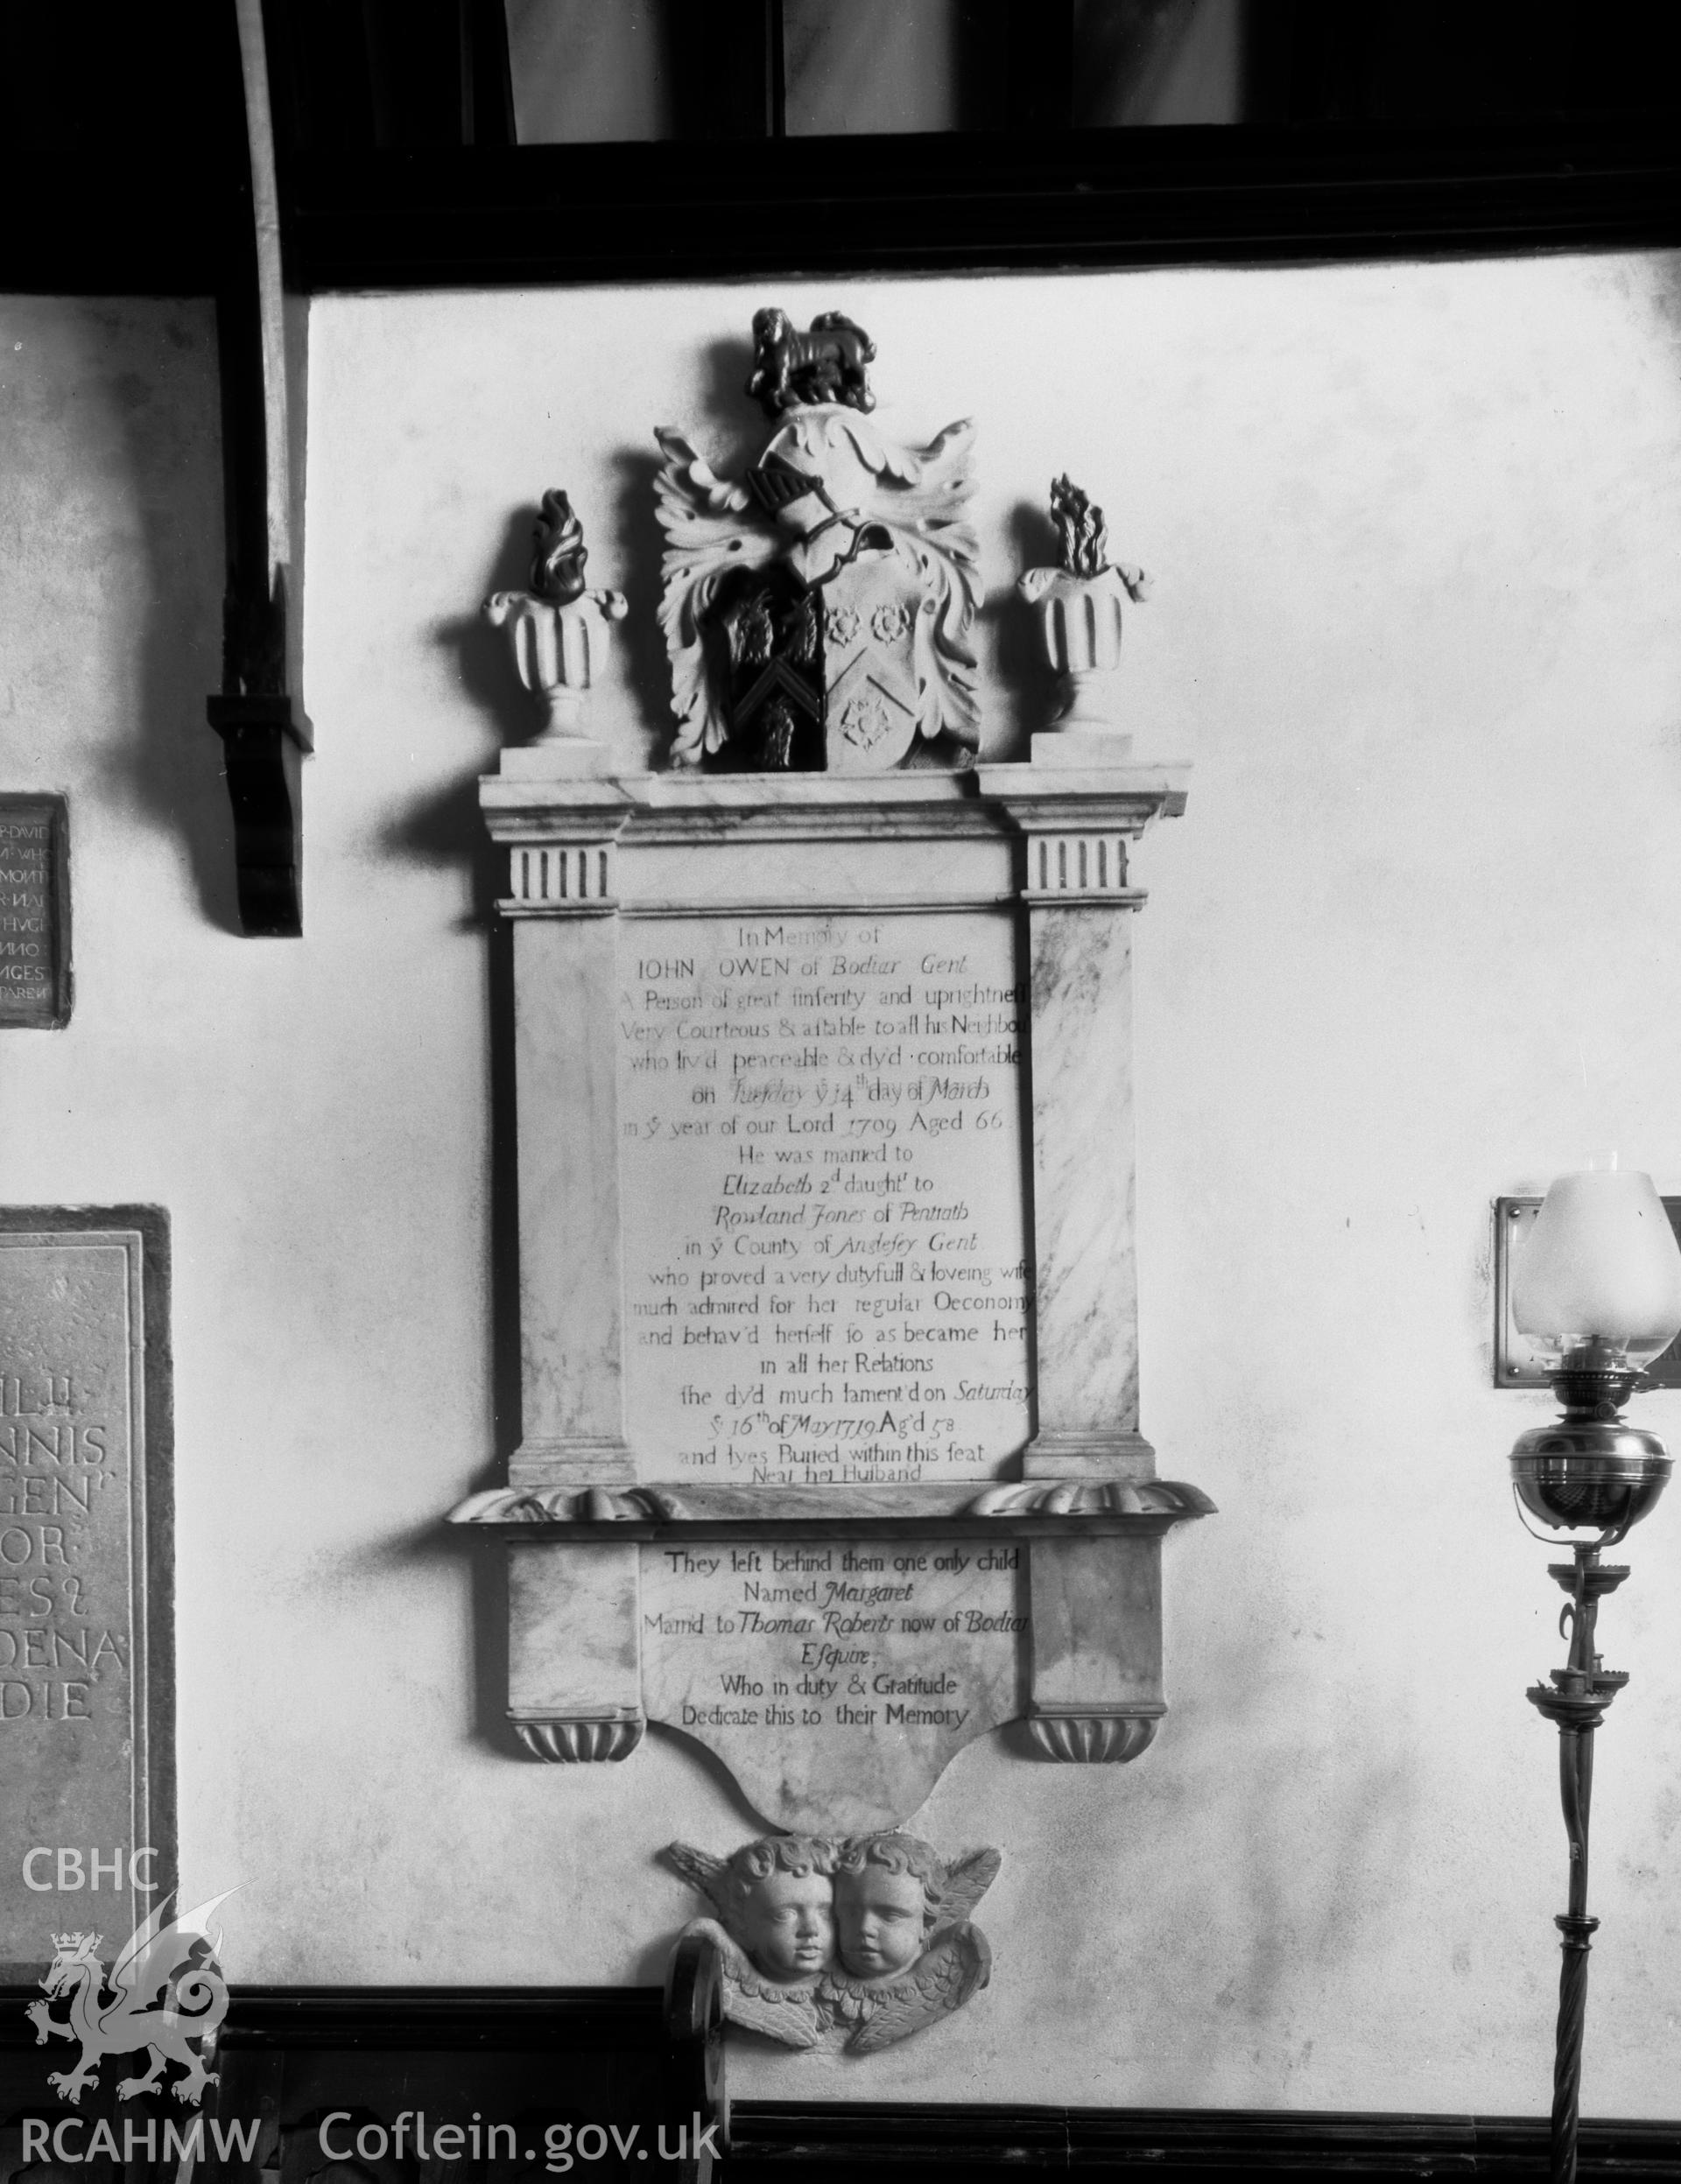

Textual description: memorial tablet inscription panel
[620,910,1032,1486]
[641,1537,1024,1830]
[0,795,70,1030]
[0,1214,171,1977]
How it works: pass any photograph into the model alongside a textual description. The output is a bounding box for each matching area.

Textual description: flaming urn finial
[1018,475,1150,745]
[484,491,628,746]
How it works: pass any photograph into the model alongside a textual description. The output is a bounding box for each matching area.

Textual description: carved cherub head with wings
[665,1834,1001,2055]
[832,1834,998,1981]
[665,1835,837,1982]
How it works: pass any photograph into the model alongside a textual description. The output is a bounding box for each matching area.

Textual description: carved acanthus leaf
[903,530,981,752]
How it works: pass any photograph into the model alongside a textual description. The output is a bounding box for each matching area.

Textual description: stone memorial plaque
[0,795,71,1030]
[620,909,1032,1486]
[640,1537,1025,1830]
[462,762,1217,1827]
[0,1211,172,1978]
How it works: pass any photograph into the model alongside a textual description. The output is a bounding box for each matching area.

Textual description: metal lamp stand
[1524,1545,1630,2184]
[1510,1347,1671,2184]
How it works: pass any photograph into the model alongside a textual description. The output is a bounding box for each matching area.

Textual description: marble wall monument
[0,1210,173,1978]
[454,317,1213,2018]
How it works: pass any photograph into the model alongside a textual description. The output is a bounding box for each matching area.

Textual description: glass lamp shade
[1513,1169,1681,1366]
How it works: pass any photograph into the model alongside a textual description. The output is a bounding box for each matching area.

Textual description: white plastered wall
[4,250,1681,2113]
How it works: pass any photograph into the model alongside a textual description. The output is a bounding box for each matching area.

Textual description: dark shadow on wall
[470,1522,520,1759]
[448,504,546,748]
[369,521,521,1764]
[366,810,523,1759]
[364,792,519,1753]
[464,918,521,1755]
[610,445,674,767]
[87,301,244,932]
[487,916,521,1468]
[376,511,530,925]
[361,1478,523,1761]
[986,496,1063,761]
[692,329,767,462]
[363,522,524,1760]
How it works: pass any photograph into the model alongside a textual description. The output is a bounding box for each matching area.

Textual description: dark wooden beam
[272,115,1681,292]
[214,0,311,938]
[0,0,243,293]
[727,2097,1681,2175]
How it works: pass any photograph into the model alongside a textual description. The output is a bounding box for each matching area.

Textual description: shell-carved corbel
[516,1717,645,1763]
[1026,1710,1162,1764]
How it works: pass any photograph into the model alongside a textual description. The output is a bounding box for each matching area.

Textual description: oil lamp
[1508,1159,1681,2184]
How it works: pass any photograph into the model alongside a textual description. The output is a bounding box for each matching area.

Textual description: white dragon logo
[26,1892,235,2106]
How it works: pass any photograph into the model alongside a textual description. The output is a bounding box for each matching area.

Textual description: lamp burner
[1509,1442,1670,1534]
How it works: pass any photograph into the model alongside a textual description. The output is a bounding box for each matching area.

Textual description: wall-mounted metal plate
[0,793,70,1029]
[1494,1195,1681,1389]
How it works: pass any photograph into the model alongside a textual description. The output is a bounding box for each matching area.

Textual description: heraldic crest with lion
[655,308,981,775]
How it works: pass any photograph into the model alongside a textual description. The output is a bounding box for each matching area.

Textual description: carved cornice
[464,1485,686,1524]
[481,780,637,845]
[964,1480,1213,1519]
[974,764,1190,835]
[481,766,1188,856]
[451,1478,1214,1532]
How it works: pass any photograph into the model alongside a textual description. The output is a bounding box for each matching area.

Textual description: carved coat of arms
[655,309,981,773]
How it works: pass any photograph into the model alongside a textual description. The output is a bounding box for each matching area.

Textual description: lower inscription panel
[641,1538,1025,1832]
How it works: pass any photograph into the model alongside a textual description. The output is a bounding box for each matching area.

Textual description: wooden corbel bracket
[207,689,310,938]
[213,0,309,937]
